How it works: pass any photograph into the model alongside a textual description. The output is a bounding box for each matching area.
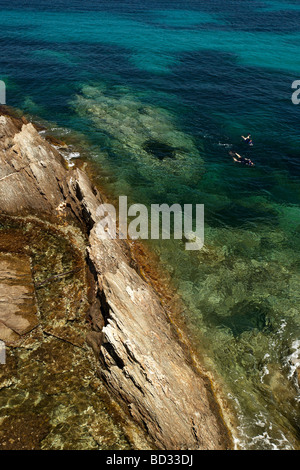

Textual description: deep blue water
[0,0,300,449]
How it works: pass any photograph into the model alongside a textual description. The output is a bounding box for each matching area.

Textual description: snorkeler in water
[229,151,255,167]
[241,134,253,146]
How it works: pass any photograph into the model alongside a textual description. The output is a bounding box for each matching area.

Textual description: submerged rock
[73,84,204,187]
[0,107,232,450]
[143,139,176,160]
[0,254,38,341]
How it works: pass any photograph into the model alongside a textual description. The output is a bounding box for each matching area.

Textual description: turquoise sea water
[0,0,299,449]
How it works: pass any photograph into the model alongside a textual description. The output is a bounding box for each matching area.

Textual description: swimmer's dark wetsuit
[229,151,255,166]
[238,157,254,166]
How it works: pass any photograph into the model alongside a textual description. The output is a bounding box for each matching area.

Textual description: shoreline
[61,132,238,449]
[46,113,238,447]
[0,105,233,450]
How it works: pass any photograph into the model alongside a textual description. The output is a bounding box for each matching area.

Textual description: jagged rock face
[0,115,68,217]
[0,108,232,450]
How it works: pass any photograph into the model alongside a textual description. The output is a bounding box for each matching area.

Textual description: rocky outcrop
[0,107,232,450]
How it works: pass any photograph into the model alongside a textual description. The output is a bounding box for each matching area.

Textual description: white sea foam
[68,151,80,159]
[218,142,232,148]
[227,393,293,450]
[62,151,80,168]
[285,339,300,399]
[50,127,71,135]
[260,356,270,383]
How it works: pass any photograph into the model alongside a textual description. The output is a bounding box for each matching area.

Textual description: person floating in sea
[229,151,255,167]
[241,134,253,146]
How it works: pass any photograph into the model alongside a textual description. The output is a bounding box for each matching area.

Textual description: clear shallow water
[0,0,300,449]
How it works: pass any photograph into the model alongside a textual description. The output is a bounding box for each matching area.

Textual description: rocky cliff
[0,107,232,450]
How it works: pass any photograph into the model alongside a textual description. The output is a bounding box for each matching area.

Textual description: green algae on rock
[0,216,136,450]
